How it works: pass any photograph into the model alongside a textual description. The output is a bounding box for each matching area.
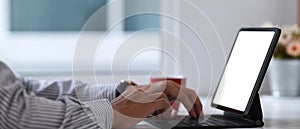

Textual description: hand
[112,87,172,129]
[132,80,203,119]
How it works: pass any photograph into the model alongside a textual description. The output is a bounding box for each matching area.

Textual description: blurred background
[0,0,297,96]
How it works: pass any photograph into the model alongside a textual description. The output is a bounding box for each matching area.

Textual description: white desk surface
[133,95,300,129]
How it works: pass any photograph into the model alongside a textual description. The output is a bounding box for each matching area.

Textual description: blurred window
[124,0,160,31]
[11,0,107,31]
[6,0,161,76]
[11,0,160,31]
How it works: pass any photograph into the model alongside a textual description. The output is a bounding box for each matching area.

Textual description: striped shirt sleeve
[0,61,114,129]
[20,77,117,102]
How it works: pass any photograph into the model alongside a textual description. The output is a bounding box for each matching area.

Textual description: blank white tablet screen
[213,31,275,112]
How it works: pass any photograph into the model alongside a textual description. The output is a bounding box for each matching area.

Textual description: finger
[178,93,197,118]
[151,97,172,118]
[147,81,198,118]
[166,82,197,118]
[186,89,203,117]
[148,93,172,118]
[157,98,172,119]
[163,83,197,118]
[167,82,198,118]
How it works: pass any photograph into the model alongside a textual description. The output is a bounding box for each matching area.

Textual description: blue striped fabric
[0,61,116,129]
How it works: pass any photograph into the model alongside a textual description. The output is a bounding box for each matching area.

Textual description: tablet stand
[244,93,263,120]
[224,93,263,126]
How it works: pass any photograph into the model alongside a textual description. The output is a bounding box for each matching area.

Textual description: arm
[0,61,113,129]
[19,77,117,101]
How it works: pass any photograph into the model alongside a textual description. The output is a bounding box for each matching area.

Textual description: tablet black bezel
[211,27,281,115]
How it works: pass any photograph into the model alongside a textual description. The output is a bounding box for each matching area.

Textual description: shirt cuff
[84,99,114,129]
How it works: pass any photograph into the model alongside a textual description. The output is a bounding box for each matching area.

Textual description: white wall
[190,0,297,54]
[173,0,297,95]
